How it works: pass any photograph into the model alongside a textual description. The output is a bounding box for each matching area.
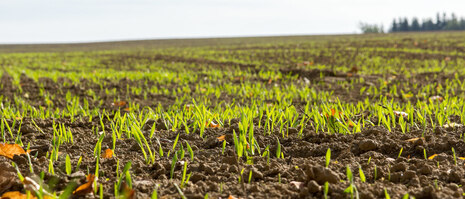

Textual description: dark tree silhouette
[411,18,420,31]
[362,13,465,33]
[391,19,398,32]
[388,13,465,32]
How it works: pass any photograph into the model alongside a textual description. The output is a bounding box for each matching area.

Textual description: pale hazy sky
[1,0,465,44]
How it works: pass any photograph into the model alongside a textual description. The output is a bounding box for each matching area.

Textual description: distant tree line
[359,23,384,34]
[391,13,465,32]
[360,13,465,34]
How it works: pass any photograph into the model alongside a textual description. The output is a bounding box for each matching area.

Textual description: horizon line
[0,32,360,46]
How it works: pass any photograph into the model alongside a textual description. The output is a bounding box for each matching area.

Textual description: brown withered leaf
[0,157,18,193]
[349,66,359,73]
[121,183,135,199]
[405,138,420,142]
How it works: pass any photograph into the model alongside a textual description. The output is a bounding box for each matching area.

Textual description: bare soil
[2,71,465,199]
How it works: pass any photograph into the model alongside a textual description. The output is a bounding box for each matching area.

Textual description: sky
[1,0,465,44]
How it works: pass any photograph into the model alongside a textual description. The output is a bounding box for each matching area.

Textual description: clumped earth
[2,73,465,199]
[1,32,465,198]
[4,112,465,198]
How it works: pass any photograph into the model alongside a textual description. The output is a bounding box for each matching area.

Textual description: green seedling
[276,137,281,159]
[180,162,188,188]
[324,181,329,199]
[359,166,366,183]
[325,148,331,168]
[384,188,391,199]
[402,193,409,199]
[185,141,194,161]
[222,140,226,155]
[65,154,72,175]
[151,188,158,199]
[248,170,253,184]
[170,151,178,179]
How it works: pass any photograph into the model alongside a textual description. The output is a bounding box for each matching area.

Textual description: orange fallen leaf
[111,101,127,107]
[0,143,28,159]
[73,174,95,195]
[228,195,244,199]
[428,154,438,160]
[103,149,113,159]
[217,135,226,142]
[348,120,356,128]
[0,191,52,199]
[1,191,35,199]
[330,109,336,117]
[206,121,220,128]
